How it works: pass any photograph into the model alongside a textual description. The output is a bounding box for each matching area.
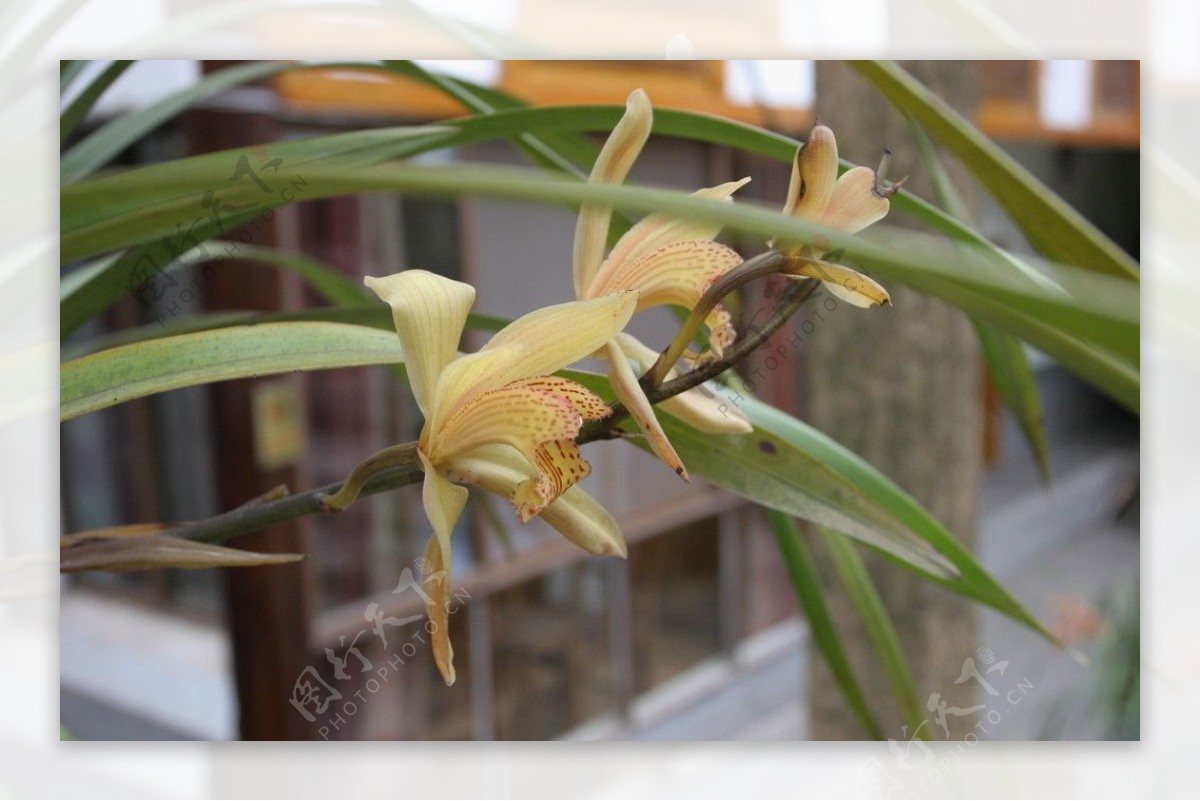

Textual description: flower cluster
[340,90,894,684]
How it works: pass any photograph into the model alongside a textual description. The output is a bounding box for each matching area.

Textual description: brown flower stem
[581,274,819,440]
[64,276,819,553]
[644,249,787,387]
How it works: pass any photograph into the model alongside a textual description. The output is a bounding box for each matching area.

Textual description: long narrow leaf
[61,124,453,262]
[60,103,1137,407]
[61,159,1139,352]
[975,322,1051,477]
[820,530,925,736]
[60,60,89,93]
[743,397,1057,642]
[385,60,592,179]
[61,211,252,340]
[61,322,405,421]
[850,60,1139,281]
[61,534,302,572]
[573,369,953,579]
[909,119,1051,476]
[60,60,134,143]
[649,410,956,577]
[766,510,884,739]
[61,158,1139,405]
[65,306,508,360]
[59,126,453,338]
[61,61,295,183]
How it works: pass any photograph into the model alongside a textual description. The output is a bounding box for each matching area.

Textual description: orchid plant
[59,59,1140,735]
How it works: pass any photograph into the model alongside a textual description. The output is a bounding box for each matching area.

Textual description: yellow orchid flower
[354,270,637,685]
[573,88,754,479]
[779,123,893,308]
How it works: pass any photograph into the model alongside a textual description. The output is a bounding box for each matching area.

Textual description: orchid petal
[615,334,752,434]
[429,373,611,519]
[592,177,752,290]
[432,292,636,428]
[433,383,584,465]
[790,260,891,308]
[604,340,687,479]
[511,438,593,521]
[505,376,613,419]
[418,450,468,686]
[364,270,474,417]
[573,89,653,297]
[592,240,742,355]
[447,445,626,557]
[784,124,839,221]
[821,166,891,236]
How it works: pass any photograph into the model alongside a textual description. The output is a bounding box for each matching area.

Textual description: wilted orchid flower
[332,270,636,684]
[574,88,754,479]
[779,123,893,308]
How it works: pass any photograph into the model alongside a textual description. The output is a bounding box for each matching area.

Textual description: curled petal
[789,259,891,308]
[604,340,687,479]
[784,124,839,221]
[431,375,610,518]
[573,88,653,297]
[432,292,636,430]
[614,334,752,434]
[447,445,626,557]
[591,240,742,355]
[512,438,593,522]
[821,166,891,236]
[593,177,752,288]
[365,270,475,417]
[418,451,469,686]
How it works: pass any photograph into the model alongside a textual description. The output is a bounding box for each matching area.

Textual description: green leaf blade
[850,60,1139,282]
[820,530,925,735]
[766,510,884,739]
[743,397,1056,642]
[61,322,405,421]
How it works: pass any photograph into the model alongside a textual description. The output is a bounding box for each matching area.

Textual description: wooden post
[806,61,983,740]
[184,92,316,740]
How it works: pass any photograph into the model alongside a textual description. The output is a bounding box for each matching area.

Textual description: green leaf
[60,60,134,143]
[579,379,958,577]
[66,305,508,360]
[974,321,1051,478]
[61,322,405,421]
[60,60,89,93]
[61,534,302,572]
[819,529,925,737]
[850,60,1139,282]
[61,212,251,340]
[60,109,1138,409]
[766,510,884,739]
[909,118,1050,477]
[743,396,1056,642]
[61,61,295,183]
[62,243,368,343]
[384,60,594,179]
[59,58,586,184]
[61,123,453,263]
[62,159,1138,350]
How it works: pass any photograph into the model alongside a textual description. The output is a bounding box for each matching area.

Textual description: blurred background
[59,59,1139,742]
